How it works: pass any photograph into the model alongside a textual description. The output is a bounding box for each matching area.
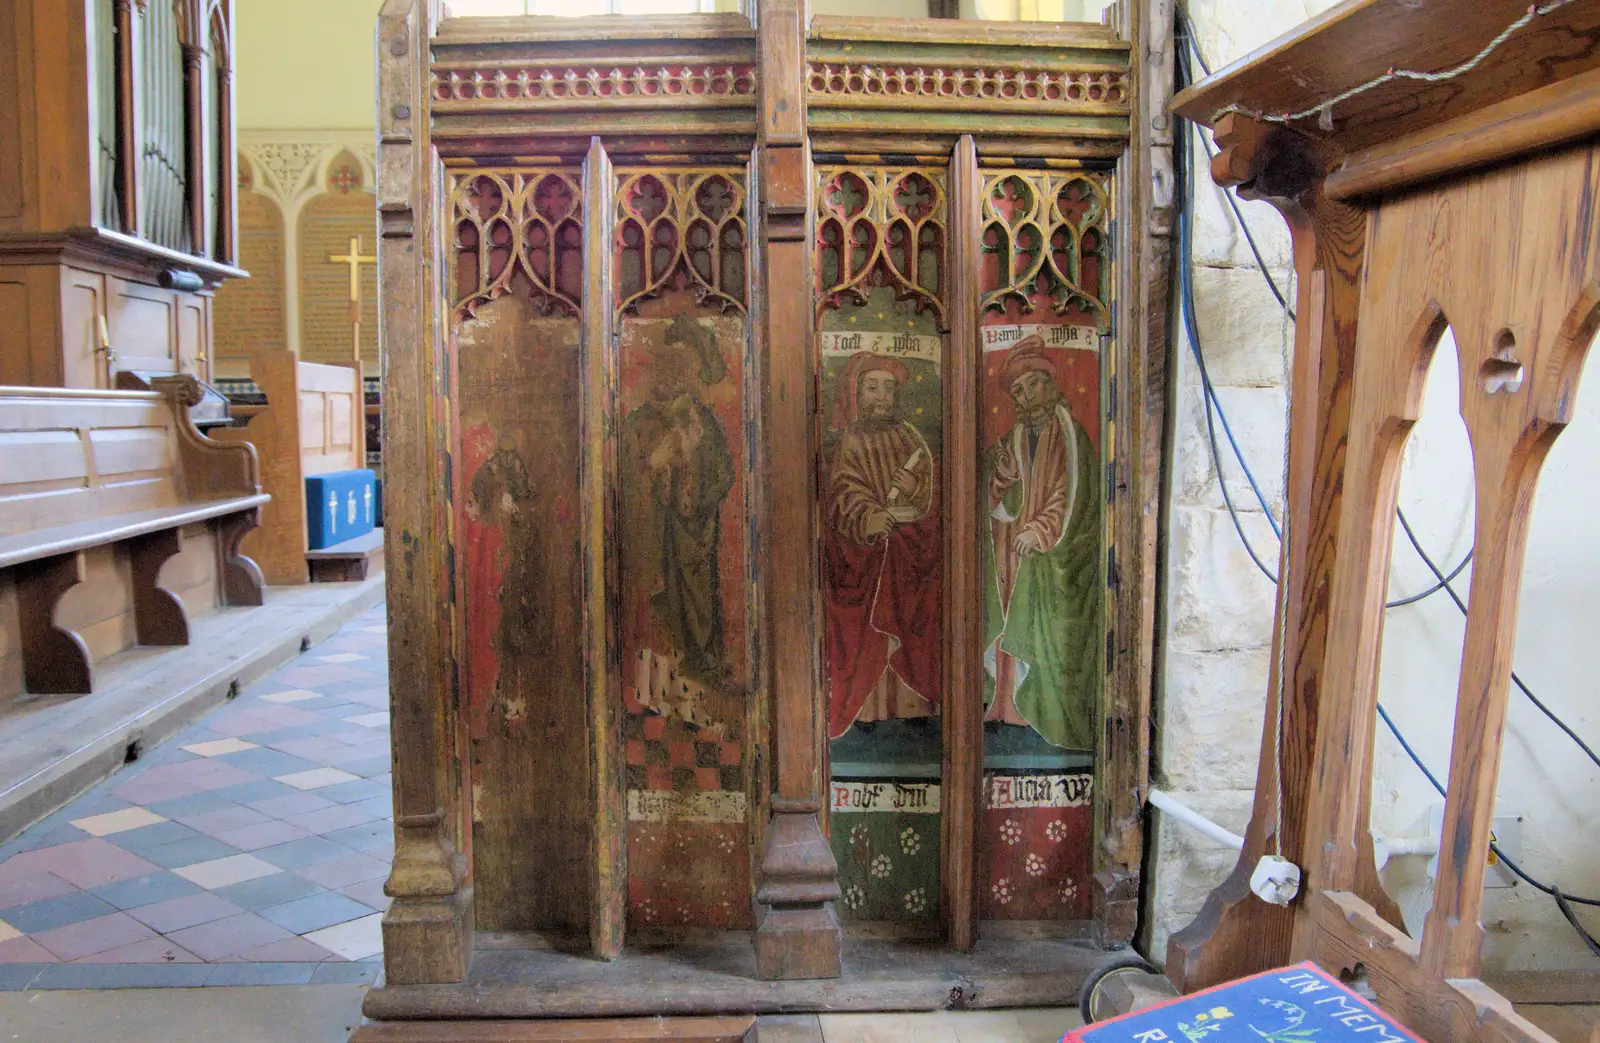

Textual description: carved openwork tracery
[614,169,748,317]
[807,62,1127,110]
[979,169,1109,321]
[814,166,947,325]
[433,62,757,108]
[449,169,583,321]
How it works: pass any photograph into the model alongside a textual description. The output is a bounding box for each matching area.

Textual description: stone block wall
[1147,0,1600,972]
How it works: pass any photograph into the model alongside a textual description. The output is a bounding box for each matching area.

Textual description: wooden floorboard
[0,573,385,841]
[362,935,1109,1021]
[351,1016,756,1042]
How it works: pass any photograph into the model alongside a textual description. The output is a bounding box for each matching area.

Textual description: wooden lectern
[1167,1,1600,1040]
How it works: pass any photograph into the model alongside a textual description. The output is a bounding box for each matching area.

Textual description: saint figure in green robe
[622,316,735,687]
[983,336,1100,751]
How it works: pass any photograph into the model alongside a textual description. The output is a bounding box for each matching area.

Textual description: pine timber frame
[1162,1,1600,1040]
[372,0,1174,1008]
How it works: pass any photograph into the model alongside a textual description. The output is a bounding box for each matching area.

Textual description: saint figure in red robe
[823,353,944,739]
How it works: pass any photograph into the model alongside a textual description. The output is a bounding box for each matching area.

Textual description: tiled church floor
[0,603,392,989]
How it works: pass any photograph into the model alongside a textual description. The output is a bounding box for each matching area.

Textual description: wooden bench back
[0,388,183,539]
[213,351,365,584]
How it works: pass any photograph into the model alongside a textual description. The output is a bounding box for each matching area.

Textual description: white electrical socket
[1426,805,1523,889]
[1250,855,1301,906]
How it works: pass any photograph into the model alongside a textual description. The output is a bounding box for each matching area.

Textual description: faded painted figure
[984,336,1100,751]
[622,316,735,688]
[824,352,943,739]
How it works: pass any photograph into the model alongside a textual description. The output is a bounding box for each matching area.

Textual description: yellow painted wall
[236,0,386,130]
[234,0,1115,131]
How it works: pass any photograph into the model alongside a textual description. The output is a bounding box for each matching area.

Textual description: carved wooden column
[182,36,207,256]
[752,0,842,981]
[1093,0,1175,948]
[375,0,473,986]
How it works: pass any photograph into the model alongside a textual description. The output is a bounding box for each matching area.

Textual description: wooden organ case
[368,0,1171,1032]
[0,0,242,388]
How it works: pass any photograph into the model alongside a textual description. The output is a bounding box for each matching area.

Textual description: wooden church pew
[213,350,369,585]
[0,376,268,697]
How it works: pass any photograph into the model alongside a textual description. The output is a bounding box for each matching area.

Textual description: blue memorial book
[1064,962,1423,1043]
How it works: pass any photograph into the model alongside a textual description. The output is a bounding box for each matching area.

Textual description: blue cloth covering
[305,469,378,549]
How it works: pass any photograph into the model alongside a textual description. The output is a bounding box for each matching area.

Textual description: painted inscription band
[820,330,941,361]
[627,789,747,824]
[981,323,1098,353]
[987,773,1092,809]
[831,781,941,815]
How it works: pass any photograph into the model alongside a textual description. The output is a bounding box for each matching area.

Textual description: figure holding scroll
[823,352,943,739]
[984,336,1100,751]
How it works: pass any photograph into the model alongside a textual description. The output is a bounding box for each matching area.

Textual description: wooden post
[752,0,842,981]
[215,0,238,266]
[1163,116,1399,990]
[582,136,626,961]
[182,33,206,258]
[375,0,473,986]
[1092,0,1172,947]
[113,0,140,235]
[941,133,981,953]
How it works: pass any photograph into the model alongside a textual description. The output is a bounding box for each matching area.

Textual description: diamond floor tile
[0,604,396,985]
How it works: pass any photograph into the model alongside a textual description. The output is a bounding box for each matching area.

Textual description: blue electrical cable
[1175,6,1600,932]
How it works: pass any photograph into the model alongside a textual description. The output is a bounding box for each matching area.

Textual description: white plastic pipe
[1148,789,1245,851]
[1372,833,1439,871]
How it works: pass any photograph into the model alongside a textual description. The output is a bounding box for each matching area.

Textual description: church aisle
[0,605,393,988]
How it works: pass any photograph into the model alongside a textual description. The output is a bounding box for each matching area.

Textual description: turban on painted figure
[984,334,1101,751]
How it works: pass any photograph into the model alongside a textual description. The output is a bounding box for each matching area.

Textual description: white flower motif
[850,823,870,847]
[638,900,659,924]
[899,827,921,855]
[718,834,737,853]
[903,887,927,914]
[1025,852,1048,878]
[1058,882,1079,904]
[843,884,866,910]
[1045,819,1070,843]
[1000,818,1024,846]
[870,853,893,879]
[990,878,1013,905]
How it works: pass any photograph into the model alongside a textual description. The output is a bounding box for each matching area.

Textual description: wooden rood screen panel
[1169,1,1600,1040]
[373,0,1166,996]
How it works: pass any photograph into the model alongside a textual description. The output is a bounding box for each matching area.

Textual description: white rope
[1217,0,1575,130]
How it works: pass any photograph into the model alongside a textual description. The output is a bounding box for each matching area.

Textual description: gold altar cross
[328,235,377,368]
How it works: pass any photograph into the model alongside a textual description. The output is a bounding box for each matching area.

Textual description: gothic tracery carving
[248,143,328,203]
[449,170,584,321]
[979,169,1109,321]
[614,170,748,317]
[814,166,947,325]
